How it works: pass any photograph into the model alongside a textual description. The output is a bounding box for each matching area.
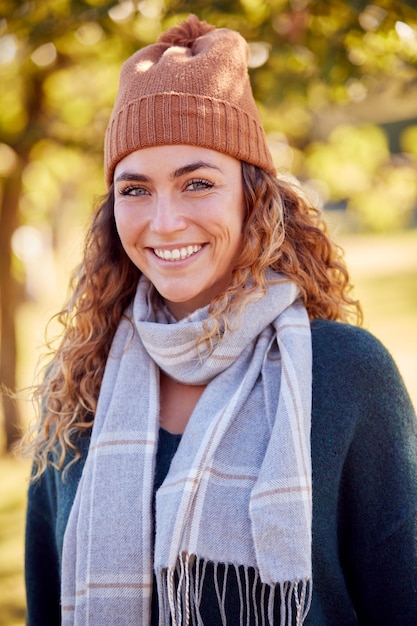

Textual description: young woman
[25,15,417,626]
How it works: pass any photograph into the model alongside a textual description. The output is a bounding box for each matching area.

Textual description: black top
[154,428,182,494]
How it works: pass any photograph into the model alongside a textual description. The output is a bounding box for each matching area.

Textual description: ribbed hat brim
[105,93,275,185]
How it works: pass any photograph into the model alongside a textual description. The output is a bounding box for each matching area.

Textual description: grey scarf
[61,271,313,625]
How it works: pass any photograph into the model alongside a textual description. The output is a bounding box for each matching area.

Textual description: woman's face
[113,145,245,319]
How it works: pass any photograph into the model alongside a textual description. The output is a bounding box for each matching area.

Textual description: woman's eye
[185,179,214,192]
[119,185,149,197]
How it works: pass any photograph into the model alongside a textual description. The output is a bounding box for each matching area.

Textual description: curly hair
[25,162,361,477]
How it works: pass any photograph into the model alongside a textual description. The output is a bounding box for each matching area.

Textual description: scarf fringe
[157,555,312,626]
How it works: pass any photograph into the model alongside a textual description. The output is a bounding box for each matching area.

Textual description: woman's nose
[148,195,187,234]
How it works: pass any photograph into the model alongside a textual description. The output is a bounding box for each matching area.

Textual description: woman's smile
[113,145,245,319]
[152,244,203,262]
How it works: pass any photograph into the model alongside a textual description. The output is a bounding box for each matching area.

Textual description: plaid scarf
[61,272,313,625]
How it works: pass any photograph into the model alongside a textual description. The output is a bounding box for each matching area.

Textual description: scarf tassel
[157,555,312,626]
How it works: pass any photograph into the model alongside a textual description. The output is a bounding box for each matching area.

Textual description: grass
[0,229,416,625]
[0,457,29,626]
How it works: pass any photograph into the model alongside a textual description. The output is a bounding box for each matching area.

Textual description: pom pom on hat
[104,14,275,186]
[157,14,215,46]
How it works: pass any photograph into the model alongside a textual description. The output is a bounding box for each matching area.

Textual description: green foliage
[305,124,417,230]
[307,124,390,191]
[349,161,417,231]
[401,125,417,155]
[1,0,417,233]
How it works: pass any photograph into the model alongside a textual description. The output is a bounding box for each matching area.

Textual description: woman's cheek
[114,206,137,245]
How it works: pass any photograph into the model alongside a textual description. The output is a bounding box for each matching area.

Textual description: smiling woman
[23,13,417,626]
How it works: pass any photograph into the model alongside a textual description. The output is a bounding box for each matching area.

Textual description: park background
[0,0,416,623]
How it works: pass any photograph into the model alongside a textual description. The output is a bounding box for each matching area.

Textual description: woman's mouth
[153,244,202,261]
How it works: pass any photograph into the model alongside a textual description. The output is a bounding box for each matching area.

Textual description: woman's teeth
[154,245,202,261]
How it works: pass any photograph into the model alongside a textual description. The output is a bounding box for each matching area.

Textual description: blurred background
[0,0,416,623]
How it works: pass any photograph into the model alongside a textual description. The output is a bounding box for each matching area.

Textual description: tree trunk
[0,159,24,453]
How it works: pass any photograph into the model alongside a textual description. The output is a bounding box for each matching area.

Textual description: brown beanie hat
[104,15,275,186]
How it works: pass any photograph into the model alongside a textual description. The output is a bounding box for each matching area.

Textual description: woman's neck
[159,370,206,435]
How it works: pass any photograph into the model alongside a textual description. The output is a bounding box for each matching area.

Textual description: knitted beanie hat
[104,14,275,186]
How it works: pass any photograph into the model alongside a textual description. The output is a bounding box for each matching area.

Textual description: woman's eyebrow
[115,172,151,183]
[171,161,222,179]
